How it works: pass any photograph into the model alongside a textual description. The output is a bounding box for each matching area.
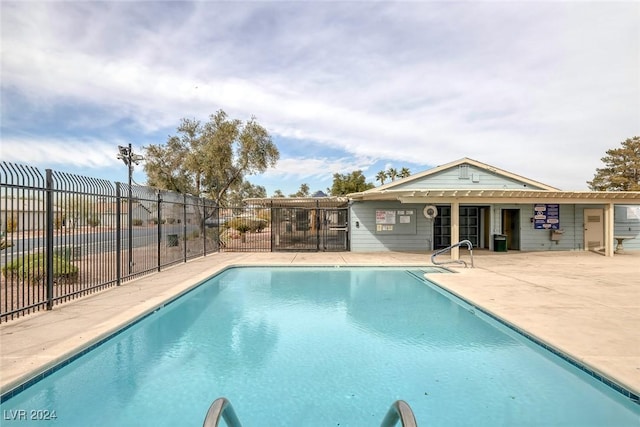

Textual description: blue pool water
[1,267,638,426]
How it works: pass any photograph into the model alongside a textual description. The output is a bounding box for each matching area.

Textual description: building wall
[350,201,433,252]
[614,205,640,250]
[493,204,581,251]
[350,201,640,252]
[392,164,547,191]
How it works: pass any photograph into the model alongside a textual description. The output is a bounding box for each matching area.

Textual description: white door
[584,209,604,250]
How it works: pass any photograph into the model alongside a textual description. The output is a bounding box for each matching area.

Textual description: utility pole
[117,143,144,275]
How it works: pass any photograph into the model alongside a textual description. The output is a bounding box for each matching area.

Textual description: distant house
[0,197,61,232]
[348,158,640,257]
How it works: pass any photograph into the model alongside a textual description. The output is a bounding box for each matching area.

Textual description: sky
[1,1,639,197]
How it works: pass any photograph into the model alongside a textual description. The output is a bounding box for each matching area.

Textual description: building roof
[349,188,640,203]
[366,157,561,193]
[349,158,640,204]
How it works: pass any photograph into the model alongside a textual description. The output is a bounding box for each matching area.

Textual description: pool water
[1,267,638,426]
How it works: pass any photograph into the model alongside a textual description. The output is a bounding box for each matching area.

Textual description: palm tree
[387,167,398,181]
[376,171,387,185]
[398,167,411,179]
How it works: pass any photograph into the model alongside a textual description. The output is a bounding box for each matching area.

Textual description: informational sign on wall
[533,204,560,229]
[375,209,416,234]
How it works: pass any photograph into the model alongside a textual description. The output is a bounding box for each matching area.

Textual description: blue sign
[534,204,560,229]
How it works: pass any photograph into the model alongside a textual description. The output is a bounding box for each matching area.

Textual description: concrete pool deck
[1,250,639,400]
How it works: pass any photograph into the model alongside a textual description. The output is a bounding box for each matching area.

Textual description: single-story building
[348,158,640,258]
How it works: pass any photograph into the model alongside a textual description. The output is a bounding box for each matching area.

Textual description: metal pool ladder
[430,239,474,268]
[202,397,418,426]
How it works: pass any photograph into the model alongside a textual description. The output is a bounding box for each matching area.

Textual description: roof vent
[458,165,470,179]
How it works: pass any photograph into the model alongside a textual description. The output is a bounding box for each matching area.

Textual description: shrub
[133,218,143,226]
[54,214,65,230]
[87,215,101,227]
[236,223,251,234]
[1,253,79,285]
[5,216,17,233]
[226,217,267,233]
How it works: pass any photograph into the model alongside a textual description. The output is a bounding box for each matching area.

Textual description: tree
[375,170,387,185]
[330,171,375,195]
[387,167,398,181]
[143,110,279,202]
[398,167,411,179]
[290,183,310,198]
[226,180,267,205]
[587,136,640,191]
[272,189,285,198]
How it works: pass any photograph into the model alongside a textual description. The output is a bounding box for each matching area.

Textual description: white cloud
[1,1,638,192]
[1,137,129,169]
[261,156,375,179]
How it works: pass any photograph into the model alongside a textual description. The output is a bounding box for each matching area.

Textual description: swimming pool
[1,266,638,426]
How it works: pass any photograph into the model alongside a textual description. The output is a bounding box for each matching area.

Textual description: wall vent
[458,165,470,179]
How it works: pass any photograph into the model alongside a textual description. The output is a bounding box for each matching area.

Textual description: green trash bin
[493,234,507,252]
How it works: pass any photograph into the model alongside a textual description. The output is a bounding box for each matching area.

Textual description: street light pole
[117,143,144,275]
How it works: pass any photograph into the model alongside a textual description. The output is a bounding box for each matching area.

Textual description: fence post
[45,169,54,310]
[316,200,320,252]
[201,198,206,256]
[116,183,122,285]
[157,191,162,272]
[270,200,274,252]
[183,194,187,263]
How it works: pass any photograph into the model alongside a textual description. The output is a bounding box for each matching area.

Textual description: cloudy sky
[1,1,638,196]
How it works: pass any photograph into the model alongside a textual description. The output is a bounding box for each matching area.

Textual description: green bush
[87,215,101,227]
[1,253,79,284]
[5,216,17,233]
[226,217,267,233]
[133,218,143,226]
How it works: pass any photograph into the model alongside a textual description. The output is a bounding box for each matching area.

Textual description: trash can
[167,234,179,247]
[493,234,507,252]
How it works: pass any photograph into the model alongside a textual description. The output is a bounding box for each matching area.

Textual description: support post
[45,169,54,309]
[116,182,122,285]
[127,149,133,275]
[451,200,460,260]
[604,203,615,257]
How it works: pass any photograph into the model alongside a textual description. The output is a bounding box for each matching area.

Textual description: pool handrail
[203,397,417,426]
[380,400,418,427]
[430,239,474,268]
[203,397,243,427]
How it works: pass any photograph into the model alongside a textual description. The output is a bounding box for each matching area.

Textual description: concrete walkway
[1,250,639,399]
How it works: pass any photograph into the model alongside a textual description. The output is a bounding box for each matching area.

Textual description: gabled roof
[366,157,560,193]
[348,158,640,203]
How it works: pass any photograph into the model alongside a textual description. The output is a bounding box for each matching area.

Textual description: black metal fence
[217,204,349,252]
[0,162,350,322]
[0,162,220,322]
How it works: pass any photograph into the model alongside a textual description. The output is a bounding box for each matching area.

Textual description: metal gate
[271,207,349,251]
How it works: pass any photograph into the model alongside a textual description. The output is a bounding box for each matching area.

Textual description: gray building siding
[498,204,580,251]
[392,165,548,191]
[350,201,432,252]
[615,205,640,250]
[350,201,640,252]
